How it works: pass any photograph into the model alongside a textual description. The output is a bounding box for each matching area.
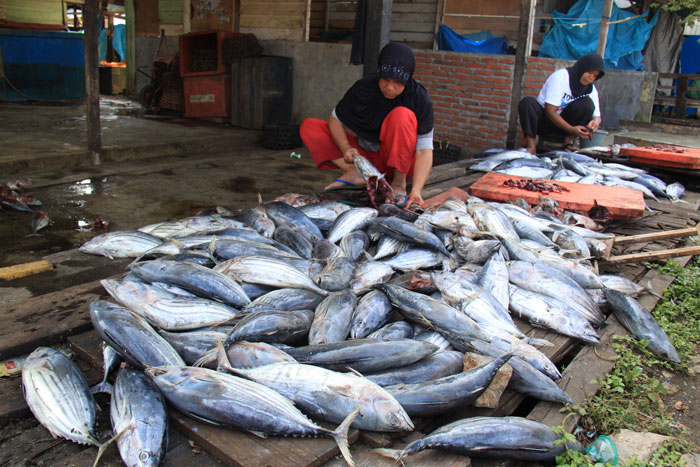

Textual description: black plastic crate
[433,140,461,166]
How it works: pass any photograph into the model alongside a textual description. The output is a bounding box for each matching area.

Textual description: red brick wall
[414,50,557,154]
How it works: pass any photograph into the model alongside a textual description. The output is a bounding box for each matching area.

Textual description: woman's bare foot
[324,169,365,190]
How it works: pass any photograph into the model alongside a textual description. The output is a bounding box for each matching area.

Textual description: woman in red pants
[300,42,434,208]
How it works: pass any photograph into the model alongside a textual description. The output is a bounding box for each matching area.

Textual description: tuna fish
[364,350,464,387]
[79,230,162,259]
[385,353,512,417]
[309,290,357,344]
[349,289,394,339]
[89,300,185,369]
[22,347,100,446]
[604,289,681,364]
[129,260,251,308]
[375,416,582,462]
[326,207,378,244]
[218,354,413,432]
[285,338,438,373]
[109,368,168,467]
[146,365,358,466]
[102,278,239,331]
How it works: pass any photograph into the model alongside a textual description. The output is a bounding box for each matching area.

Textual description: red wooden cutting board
[467,172,645,220]
[620,145,700,169]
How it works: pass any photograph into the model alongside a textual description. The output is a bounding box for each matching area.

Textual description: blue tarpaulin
[436,25,508,55]
[539,0,658,70]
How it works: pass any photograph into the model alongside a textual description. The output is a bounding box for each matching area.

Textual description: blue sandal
[395,194,408,207]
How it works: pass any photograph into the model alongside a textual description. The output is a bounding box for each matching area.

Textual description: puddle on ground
[221,177,258,193]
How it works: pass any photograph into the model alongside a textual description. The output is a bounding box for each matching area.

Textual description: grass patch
[555,257,700,466]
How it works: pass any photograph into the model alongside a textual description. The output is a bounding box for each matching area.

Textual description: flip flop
[395,194,408,207]
[324,179,364,191]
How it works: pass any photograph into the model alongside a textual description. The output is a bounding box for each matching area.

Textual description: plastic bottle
[585,435,618,465]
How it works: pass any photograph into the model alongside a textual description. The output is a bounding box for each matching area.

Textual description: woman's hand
[341,146,361,164]
[587,117,601,133]
[405,191,425,209]
[572,125,592,139]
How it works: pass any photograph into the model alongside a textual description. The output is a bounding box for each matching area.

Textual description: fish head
[373,399,414,431]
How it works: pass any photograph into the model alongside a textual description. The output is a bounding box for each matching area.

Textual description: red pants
[300,106,418,178]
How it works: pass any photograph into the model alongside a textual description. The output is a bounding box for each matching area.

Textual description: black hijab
[335,43,434,144]
[567,53,605,97]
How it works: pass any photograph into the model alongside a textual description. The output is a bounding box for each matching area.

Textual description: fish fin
[89,381,113,396]
[208,236,217,253]
[248,430,268,439]
[345,366,364,377]
[193,348,216,367]
[331,406,360,467]
[373,448,404,461]
[215,339,235,373]
[257,192,264,205]
[527,337,554,347]
[93,422,133,467]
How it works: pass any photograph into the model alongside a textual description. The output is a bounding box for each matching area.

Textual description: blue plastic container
[0,28,86,101]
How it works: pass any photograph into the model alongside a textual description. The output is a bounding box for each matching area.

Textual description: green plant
[554,258,700,466]
[651,0,700,26]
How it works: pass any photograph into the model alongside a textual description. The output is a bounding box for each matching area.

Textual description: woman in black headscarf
[300,42,434,208]
[518,53,605,154]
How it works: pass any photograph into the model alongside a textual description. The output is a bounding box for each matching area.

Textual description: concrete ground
[0,98,332,269]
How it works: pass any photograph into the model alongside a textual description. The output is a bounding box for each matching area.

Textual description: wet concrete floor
[0,96,342,270]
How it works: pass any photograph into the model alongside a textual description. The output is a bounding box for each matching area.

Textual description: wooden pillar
[83,0,102,164]
[596,0,614,58]
[363,0,393,77]
[184,0,191,34]
[432,0,446,51]
[125,0,136,96]
[506,0,535,149]
[233,0,241,33]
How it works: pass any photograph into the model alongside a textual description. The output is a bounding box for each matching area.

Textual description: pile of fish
[471,146,686,203]
[23,155,682,466]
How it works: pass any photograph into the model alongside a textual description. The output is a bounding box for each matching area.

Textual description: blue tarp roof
[539,0,658,70]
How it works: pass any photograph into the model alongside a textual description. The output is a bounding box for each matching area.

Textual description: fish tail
[89,380,113,396]
[214,339,234,373]
[330,406,360,467]
[92,423,133,467]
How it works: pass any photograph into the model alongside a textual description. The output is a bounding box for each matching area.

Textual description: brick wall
[414,50,557,154]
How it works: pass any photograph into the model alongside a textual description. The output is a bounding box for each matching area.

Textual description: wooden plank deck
[0,159,697,466]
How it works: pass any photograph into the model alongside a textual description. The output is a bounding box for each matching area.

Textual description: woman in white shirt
[518,53,605,154]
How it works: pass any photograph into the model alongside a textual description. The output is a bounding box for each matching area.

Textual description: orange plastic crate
[184,75,231,118]
[179,30,239,77]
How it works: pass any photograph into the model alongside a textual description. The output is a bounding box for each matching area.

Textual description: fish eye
[390,414,399,426]
[139,451,151,462]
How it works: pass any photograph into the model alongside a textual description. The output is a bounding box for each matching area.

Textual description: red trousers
[300,106,418,178]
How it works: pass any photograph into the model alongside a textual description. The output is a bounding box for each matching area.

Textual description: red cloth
[300,106,418,178]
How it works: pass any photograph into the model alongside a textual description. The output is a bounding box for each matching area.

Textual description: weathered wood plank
[425,162,468,185]
[0,279,110,360]
[646,200,700,221]
[423,173,483,198]
[170,411,360,467]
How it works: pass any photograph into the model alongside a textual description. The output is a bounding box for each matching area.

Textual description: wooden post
[596,0,614,58]
[233,0,240,33]
[83,0,102,165]
[125,0,135,96]
[432,0,446,51]
[363,0,393,78]
[304,0,311,41]
[183,0,191,34]
[677,75,689,118]
[506,0,535,149]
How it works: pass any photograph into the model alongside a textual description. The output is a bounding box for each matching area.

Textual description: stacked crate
[180,30,238,118]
